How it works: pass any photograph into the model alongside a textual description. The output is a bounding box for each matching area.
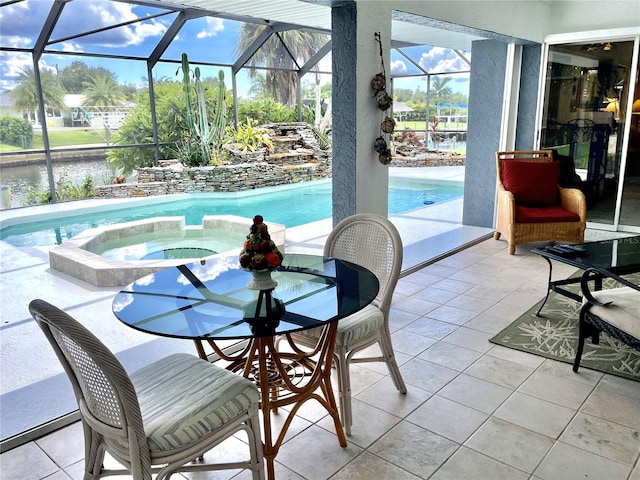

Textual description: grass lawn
[0,130,106,152]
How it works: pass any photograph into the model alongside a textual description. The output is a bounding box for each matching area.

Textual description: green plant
[226,118,274,152]
[108,83,182,175]
[0,116,33,147]
[311,125,331,150]
[23,171,95,206]
[177,53,227,166]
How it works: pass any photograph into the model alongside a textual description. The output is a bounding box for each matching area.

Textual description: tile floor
[2,235,640,480]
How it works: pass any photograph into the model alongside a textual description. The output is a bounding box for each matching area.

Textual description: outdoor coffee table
[532,235,640,315]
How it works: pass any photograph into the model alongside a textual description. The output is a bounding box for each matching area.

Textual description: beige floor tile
[429,446,530,480]
[388,307,421,330]
[464,417,554,474]
[402,316,460,340]
[464,354,534,389]
[418,264,458,279]
[440,326,495,354]
[276,425,363,480]
[399,357,458,393]
[34,422,84,470]
[0,442,59,480]
[446,293,499,314]
[437,373,512,414]
[430,277,475,294]
[486,345,546,369]
[356,376,432,419]
[407,394,488,443]
[581,385,640,431]
[426,304,482,325]
[317,398,400,449]
[559,412,640,466]
[368,420,458,478]
[410,286,460,304]
[389,328,438,356]
[418,341,483,371]
[536,358,602,386]
[494,392,576,438]
[330,451,421,479]
[518,371,594,409]
[392,296,440,316]
[394,280,427,297]
[463,311,513,335]
[534,442,631,480]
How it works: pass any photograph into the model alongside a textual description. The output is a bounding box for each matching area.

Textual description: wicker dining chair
[285,213,407,435]
[29,299,265,480]
[494,150,587,254]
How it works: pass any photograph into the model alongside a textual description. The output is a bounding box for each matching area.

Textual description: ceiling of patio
[155,0,493,51]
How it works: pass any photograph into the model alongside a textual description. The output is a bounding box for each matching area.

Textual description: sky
[0,0,470,98]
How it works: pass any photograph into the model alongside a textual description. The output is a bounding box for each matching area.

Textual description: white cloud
[390,59,407,75]
[419,47,469,74]
[197,18,225,39]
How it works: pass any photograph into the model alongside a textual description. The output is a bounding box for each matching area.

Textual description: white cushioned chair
[286,213,407,435]
[573,271,640,373]
[29,299,265,480]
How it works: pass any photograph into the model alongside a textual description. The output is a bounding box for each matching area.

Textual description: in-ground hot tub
[48,215,285,287]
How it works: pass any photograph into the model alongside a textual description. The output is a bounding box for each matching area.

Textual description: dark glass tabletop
[533,236,640,273]
[112,253,379,340]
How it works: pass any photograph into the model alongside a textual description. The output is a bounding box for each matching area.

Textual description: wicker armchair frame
[494,150,587,254]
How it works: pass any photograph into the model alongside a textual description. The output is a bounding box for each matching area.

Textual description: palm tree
[236,25,326,105]
[430,76,454,107]
[248,72,268,98]
[82,71,124,108]
[12,66,65,124]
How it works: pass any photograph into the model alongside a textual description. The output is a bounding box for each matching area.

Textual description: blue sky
[0,0,469,97]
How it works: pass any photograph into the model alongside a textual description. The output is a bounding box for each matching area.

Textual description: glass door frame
[536,27,640,234]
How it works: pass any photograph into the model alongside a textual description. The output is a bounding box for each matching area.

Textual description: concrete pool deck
[1,166,498,446]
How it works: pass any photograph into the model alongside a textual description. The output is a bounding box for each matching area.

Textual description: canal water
[0,159,117,208]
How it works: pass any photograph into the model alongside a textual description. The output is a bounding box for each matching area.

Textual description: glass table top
[112,253,379,339]
[533,236,640,272]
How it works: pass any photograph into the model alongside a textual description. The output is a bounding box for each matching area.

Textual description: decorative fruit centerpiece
[240,215,284,293]
[239,215,283,271]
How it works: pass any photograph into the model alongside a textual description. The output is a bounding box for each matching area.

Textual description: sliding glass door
[539,38,640,232]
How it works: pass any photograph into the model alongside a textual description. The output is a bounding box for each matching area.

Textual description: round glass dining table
[112,252,379,480]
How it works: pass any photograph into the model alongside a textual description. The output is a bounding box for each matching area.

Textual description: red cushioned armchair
[494,150,587,255]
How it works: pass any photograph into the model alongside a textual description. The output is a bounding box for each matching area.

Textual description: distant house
[0,92,133,129]
[393,101,413,121]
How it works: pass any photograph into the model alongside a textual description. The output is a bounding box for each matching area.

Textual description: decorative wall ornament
[371,32,394,165]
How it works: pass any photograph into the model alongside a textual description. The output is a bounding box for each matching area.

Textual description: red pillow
[502,161,560,207]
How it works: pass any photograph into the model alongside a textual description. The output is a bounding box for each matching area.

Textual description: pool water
[1,180,462,247]
[96,229,246,261]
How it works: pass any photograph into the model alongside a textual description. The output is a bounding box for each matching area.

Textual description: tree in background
[11,66,65,124]
[58,61,117,94]
[430,76,454,107]
[236,25,326,105]
[82,71,125,107]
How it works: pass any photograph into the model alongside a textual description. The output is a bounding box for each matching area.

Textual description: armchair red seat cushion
[515,205,581,223]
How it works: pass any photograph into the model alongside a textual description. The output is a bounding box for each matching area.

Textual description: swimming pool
[1,179,463,247]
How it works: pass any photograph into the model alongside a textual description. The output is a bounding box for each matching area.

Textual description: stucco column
[463,39,508,229]
[331,1,392,225]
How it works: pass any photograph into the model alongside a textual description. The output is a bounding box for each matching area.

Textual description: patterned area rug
[490,273,640,382]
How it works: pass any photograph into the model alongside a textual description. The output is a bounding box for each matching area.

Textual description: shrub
[0,116,33,147]
[23,171,95,206]
[226,118,274,152]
